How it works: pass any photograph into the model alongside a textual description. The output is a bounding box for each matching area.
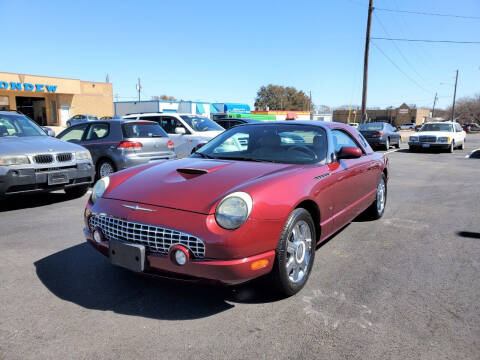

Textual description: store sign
[398,108,409,114]
[0,81,57,93]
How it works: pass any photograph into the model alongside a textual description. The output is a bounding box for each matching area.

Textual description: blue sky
[1,0,479,109]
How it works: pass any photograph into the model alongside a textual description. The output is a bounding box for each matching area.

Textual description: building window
[0,96,9,110]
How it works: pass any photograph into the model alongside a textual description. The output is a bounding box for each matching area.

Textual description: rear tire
[394,138,400,149]
[65,185,89,198]
[384,138,390,150]
[97,159,116,179]
[460,140,465,150]
[362,174,387,220]
[270,208,316,297]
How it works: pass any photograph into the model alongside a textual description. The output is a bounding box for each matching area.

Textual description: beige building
[0,72,113,126]
[333,103,430,126]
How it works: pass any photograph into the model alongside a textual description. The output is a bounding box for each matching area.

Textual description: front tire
[64,185,89,198]
[362,174,387,220]
[448,142,454,153]
[384,138,390,150]
[270,208,316,297]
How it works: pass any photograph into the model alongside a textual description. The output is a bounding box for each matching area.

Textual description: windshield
[122,122,168,138]
[359,123,383,131]
[420,123,453,132]
[180,115,224,132]
[193,124,327,164]
[0,114,47,137]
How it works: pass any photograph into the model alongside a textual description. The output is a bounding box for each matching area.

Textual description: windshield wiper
[214,156,277,163]
[193,152,215,159]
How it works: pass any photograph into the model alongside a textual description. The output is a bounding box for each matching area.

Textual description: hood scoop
[176,168,208,175]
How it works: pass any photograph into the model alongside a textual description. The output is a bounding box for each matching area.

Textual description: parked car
[466,149,480,159]
[0,111,94,199]
[408,122,466,152]
[358,122,401,150]
[57,119,176,179]
[41,126,56,137]
[84,121,388,296]
[123,113,224,158]
[213,117,260,130]
[66,114,99,127]
[348,122,359,129]
[399,123,415,130]
[462,123,480,133]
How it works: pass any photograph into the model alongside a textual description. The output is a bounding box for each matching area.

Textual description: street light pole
[451,70,458,121]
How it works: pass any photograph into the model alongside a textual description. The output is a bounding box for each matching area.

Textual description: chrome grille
[56,153,73,162]
[89,214,205,258]
[34,154,54,164]
[419,136,436,143]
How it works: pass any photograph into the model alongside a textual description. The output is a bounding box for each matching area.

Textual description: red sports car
[84,121,388,296]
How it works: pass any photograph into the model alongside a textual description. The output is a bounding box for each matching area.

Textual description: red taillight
[167,140,174,150]
[373,132,383,137]
[117,141,143,150]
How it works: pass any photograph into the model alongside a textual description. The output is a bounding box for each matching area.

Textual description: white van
[123,113,224,158]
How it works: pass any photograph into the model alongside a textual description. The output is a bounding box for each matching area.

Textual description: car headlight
[438,137,451,143]
[75,150,91,160]
[0,155,30,166]
[91,177,110,204]
[215,192,253,230]
[409,136,419,142]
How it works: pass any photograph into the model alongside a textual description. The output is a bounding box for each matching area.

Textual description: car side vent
[176,168,208,175]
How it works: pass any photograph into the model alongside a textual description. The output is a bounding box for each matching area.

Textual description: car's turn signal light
[251,259,269,270]
[167,140,174,150]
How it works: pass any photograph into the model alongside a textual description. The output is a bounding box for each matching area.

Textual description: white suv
[408,122,466,152]
[123,113,224,158]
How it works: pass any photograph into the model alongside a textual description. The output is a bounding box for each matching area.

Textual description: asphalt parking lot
[1,136,479,360]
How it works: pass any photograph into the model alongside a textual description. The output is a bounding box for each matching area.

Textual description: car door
[386,123,400,144]
[454,123,465,144]
[329,128,373,229]
[158,116,190,158]
[80,122,112,165]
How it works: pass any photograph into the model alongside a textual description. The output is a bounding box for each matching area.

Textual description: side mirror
[175,127,186,135]
[337,146,362,160]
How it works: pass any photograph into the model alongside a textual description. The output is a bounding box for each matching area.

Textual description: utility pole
[431,92,438,118]
[451,70,458,121]
[361,0,374,124]
[309,91,313,119]
[136,78,141,102]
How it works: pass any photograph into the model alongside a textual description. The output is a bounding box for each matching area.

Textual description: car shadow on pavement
[34,243,284,320]
[0,192,82,212]
[456,231,480,239]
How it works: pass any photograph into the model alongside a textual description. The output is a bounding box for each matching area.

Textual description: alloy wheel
[377,177,386,213]
[99,162,114,178]
[285,220,312,283]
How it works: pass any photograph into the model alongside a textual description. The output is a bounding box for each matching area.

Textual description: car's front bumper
[408,142,450,150]
[0,161,94,196]
[83,198,284,284]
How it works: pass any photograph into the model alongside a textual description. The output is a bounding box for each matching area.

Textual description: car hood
[104,157,297,214]
[0,136,86,155]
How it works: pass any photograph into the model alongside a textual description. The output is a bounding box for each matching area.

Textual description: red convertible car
[84,121,388,296]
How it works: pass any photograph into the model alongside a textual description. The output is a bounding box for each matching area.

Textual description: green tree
[254,84,313,111]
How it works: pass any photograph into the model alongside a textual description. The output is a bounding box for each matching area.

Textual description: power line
[371,41,432,94]
[372,37,480,44]
[373,12,431,87]
[375,7,480,20]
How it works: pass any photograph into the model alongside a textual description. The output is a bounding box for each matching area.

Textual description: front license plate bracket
[48,172,69,185]
[109,240,146,272]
